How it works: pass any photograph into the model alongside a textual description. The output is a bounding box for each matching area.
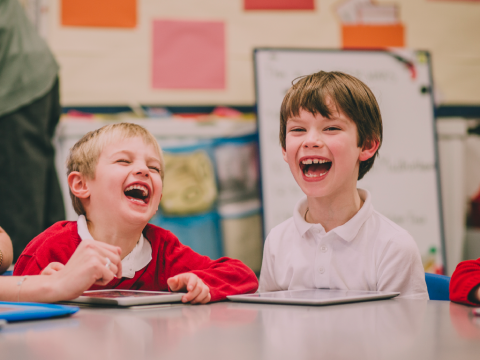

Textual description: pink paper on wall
[152,20,225,89]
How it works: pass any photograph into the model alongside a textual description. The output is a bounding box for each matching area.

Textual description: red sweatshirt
[450,258,480,306]
[14,221,258,301]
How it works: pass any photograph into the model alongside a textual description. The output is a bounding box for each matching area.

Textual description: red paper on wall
[244,0,315,10]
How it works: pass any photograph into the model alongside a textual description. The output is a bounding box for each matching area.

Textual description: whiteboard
[254,49,446,272]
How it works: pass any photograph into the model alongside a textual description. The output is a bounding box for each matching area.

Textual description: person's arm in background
[450,258,480,305]
[0,226,13,274]
[0,240,122,302]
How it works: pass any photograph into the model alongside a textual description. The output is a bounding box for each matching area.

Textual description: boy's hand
[167,273,211,304]
[41,262,65,275]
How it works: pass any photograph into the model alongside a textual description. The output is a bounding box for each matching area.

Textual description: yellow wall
[45,0,480,106]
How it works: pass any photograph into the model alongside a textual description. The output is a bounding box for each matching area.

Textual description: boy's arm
[0,227,13,274]
[13,231,80,276]
[376,234,429,299]
[12,253,43,276]
[162,233,258,302]
[450,258,480,305]
[258,235,281,292]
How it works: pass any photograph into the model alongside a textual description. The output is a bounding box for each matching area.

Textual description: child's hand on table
[167,273,211,304]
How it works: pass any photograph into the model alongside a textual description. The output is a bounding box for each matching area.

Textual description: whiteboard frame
[253,48,447,273]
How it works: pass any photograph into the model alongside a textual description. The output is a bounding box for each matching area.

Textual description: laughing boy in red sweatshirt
[14,123,258,303]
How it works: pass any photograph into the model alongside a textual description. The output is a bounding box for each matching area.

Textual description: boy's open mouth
[299,158,332,178]
[124,183,150,205]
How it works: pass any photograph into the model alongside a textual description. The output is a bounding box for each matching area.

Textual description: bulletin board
[255,48,447,273]
[29,0,480,106]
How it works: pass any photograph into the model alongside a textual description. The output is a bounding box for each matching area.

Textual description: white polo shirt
[259,189,429,299]
[77,215,152,279]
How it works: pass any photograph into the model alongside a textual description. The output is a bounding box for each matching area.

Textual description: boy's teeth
[305,171,328,178]
[130,198,145,204]
[125,184,149,196]
[301,159,329,165]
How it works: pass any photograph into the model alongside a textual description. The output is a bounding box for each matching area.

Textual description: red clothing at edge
[13,221,258,301]
[450,258,480,306]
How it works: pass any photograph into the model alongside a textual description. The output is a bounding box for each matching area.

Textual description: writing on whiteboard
[374,157,435,172]
[385,211,427,226]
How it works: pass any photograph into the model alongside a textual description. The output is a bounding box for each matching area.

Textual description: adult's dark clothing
[0,0,64,260]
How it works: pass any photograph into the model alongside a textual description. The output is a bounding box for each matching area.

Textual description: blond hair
[280,71,382,180]
[66,123,164,215]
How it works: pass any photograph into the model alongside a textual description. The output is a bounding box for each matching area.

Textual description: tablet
[0,302,79,322]
[68,290,185,306]
[227,289,400,306]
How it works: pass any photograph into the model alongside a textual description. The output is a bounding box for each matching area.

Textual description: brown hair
[279,71,383,180]
[66,122,164,215]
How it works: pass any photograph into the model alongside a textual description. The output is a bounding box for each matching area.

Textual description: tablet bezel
[70,290,185,306]
[227,289,400,306]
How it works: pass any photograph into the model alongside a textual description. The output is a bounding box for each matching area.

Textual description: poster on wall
[152,20,225,90]
[61,0,136,28]
[336,0,404,48]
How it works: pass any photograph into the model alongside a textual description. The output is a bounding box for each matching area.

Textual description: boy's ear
[359,139,380,162]
[68,171,90,199]
[282,146,288,163]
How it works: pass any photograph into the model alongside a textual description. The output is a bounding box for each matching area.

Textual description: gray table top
[1,299,480,360]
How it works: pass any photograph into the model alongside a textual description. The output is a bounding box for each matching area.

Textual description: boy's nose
[303,133,324,148]
[135,168,149,177]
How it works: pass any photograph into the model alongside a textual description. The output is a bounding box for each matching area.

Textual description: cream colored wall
[46,0,480,106]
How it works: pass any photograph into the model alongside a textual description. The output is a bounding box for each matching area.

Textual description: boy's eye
[289,128,305,132]
[325,127,340,131]
[116,159,130,164]
[149,166,160,173]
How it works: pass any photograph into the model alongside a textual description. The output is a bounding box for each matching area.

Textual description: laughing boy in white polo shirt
[258,71,428,299]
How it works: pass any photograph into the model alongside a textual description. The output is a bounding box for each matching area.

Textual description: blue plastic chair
[0,271,13,276]
[425,273,450,301]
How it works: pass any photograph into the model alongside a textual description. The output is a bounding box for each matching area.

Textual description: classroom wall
[42,0,480,106]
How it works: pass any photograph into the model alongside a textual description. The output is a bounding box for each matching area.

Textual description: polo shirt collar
[76,215,152,279]
[293,189,374,242]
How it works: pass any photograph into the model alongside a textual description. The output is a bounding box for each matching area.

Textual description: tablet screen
[83,290,173,298]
